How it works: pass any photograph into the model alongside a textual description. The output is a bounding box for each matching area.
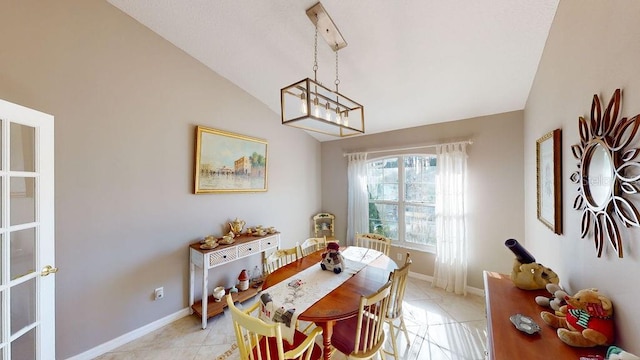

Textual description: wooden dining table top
[261,247,398,323]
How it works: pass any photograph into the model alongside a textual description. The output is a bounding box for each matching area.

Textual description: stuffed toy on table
[535,283,570,316]
[320,242,344,274]
[540,288,614,347]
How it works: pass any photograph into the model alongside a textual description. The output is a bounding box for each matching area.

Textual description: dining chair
[383,253,412,360]
[298,237,327,257]
[355,233,391,256]
[226,294,323,360]
[331,280,393,360]
[265,247,299,275]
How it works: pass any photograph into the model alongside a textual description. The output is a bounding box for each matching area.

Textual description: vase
[212,286,225,302]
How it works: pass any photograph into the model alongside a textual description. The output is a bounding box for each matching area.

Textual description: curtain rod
[342,139,473,157]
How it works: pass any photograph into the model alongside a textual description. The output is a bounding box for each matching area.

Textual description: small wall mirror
[570,89,640,258]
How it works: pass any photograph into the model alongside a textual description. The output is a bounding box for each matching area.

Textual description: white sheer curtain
[432,142,468,295]
[347,153,369,246]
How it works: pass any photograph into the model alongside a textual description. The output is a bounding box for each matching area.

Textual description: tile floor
[94,277,488,360]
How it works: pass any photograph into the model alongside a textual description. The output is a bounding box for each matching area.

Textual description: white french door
[0,99,55,359]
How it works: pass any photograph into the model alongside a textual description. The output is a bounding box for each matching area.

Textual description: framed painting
[194,126,268,193]
[536,129,562,234]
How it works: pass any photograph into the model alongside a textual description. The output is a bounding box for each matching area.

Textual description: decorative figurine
[237,269,249,291]
[320,242,344,274]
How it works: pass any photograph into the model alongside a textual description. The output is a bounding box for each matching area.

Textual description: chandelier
[280,2,364,137]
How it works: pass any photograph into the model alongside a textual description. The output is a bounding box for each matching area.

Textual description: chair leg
[399,315,410,346]
[385,320,400,360]
[379,347,387,360]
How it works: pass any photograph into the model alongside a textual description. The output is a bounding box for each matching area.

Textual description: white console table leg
[201,266,208,329]
[189,262,195,315]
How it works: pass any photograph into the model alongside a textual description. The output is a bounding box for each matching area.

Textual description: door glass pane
[0,118,3,171]
[11,327,35,360]
[10,123,35,172]
[0,292,3,338]
[10,278,36,334]
[0,233,3,282]
[10,229,35,280]
[10,177,35,226]
[0,177,3,226]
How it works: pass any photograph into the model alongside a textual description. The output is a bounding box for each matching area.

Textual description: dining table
[261,246,398,360]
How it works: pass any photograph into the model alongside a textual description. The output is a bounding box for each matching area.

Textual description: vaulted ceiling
[108,0,559,141]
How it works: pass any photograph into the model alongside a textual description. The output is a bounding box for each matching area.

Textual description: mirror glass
[585,143,613,208]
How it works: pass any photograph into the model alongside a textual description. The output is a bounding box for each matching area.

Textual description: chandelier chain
[313,18,318,81]
[335,44,340,92]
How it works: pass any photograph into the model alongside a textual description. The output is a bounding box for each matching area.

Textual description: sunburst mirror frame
[570,89,640,258]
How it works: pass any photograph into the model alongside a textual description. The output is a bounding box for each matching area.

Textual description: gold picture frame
[536,129,562,234]
[194,126,268,193]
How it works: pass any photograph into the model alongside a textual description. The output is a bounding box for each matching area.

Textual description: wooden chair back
[384,253,412,360]
[265,247,298,275]
[331,281,392,360]
[298,237,327,257]
[389,253,411,319]
[355,233,391,256]
[226,295,322,360]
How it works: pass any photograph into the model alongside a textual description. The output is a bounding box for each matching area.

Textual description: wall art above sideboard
[194,126,268,193]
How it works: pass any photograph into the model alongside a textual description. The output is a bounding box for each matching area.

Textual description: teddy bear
[510,258,559,290]
[540,288,614,347]
[320,242,344,274]
[535,283,570,316]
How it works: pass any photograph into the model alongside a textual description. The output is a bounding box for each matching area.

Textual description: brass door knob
[41,265,58,276]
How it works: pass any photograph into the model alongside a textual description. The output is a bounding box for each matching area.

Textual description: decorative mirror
[570,89,640,258]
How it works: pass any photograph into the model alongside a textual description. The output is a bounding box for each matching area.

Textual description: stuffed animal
[535,283,570,316]
[320,242,344,274]
[540,288,614,347]
[510,259,559,290]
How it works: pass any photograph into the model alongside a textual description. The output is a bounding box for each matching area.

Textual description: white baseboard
[65,308,190,360]
[409,271,484,297]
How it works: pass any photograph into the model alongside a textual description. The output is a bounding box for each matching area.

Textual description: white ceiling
[107,0,559,141]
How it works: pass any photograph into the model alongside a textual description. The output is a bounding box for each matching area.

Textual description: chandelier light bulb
[335,106,342,125]
[313,97,321,118]
[325,103,332,121]
[343,110,349,127]
[300,92,307,114]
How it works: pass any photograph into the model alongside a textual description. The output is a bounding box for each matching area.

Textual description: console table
[483,271,607,359]
[189,233,280,329]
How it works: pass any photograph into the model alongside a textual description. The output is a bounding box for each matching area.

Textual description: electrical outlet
[154,287,164,300]
[396,253,402,261]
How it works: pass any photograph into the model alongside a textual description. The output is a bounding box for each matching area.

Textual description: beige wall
[321,111,525,289]
[525,0,640,352]
[0,1,322,358]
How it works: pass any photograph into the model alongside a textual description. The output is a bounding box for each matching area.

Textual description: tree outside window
[367,155,437,251]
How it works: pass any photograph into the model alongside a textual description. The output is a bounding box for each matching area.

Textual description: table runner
[258,247,382,343]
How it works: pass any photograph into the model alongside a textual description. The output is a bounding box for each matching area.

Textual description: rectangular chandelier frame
[281,78,364,137]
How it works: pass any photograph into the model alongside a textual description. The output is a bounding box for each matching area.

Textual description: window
[367,155,437,252]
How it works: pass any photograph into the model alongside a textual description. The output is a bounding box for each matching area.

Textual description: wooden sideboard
[189,233,280,329]
[483,271,607,359]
